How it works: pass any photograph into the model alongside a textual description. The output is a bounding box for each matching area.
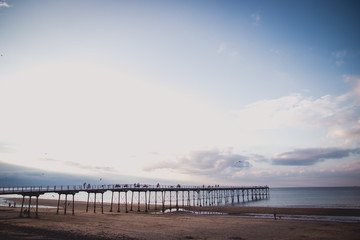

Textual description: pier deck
[0,184,270,217]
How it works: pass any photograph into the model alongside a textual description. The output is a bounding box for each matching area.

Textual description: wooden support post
[169,191,172,211]
[28,196,31,218]
[215,191,217,205]
[101,193,104,214]
[162,191,165,213]
[212,191,214,205]
[117,191,120,212]
[147,191,151,211]
[187,191,190,206]
[137,191,140,212]
[208,191,211,206]
[110,191,113,212]
[94,193,97,213]
[125,191,128,213]
[36,196,39,218]
[57,194,61,214]
[204,190,207,206]
[64,194,68,215]
[20,195,25,217]
[182,191,185,208]
[208,191,210,206]
[72,194,75,216]
[145,191,148,212]
[203,190,205,206]
[176,191,179,211]
[211,191,213,206]
[155,191,158,210]
[86,192,90,212]
[196,190,201,207]
[215,190,217,205]
[205,191,208,206]
[130,191,134,211]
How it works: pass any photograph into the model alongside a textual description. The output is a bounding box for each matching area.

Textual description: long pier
[0,184,269,217]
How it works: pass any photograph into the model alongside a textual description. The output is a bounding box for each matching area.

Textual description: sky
[0,0,359,187]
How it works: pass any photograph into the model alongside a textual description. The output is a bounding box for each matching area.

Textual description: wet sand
[1,198,360,239]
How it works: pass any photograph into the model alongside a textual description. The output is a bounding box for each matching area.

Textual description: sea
[236,187,360,209]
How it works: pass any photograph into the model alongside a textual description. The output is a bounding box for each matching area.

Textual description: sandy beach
[1,198,360,239]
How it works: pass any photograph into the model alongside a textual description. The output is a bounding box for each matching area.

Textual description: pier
[0,184,269,217]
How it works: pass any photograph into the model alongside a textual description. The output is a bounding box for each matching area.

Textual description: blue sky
[0,0,359,187]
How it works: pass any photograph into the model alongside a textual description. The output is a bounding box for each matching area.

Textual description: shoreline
[2,197,360,224]
[3,197,360,216]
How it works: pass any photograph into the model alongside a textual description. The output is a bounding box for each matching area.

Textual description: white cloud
[233,78,360,147]
[234,93,345,130]
[143,148,251,176]
[217,43,226,54]
[251,12,261,26]
[228,51,238,57]
[332,50,347,66]
[217,43,238,57]
[332,50,347,59]
[325,75,360,146]
[343,75,360,103]
[0,1,10,8]
[270,48,282,55]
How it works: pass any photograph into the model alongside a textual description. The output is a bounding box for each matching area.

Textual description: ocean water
[236,187,360,209]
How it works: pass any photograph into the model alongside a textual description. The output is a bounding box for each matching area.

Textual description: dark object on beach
[274,212,277,220]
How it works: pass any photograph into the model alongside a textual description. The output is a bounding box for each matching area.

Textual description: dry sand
[1,198,360,240]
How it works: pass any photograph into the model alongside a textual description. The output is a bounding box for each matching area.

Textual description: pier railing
[0,184,268,195]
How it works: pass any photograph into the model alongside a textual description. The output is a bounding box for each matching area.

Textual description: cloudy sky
[0,0,359,187]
